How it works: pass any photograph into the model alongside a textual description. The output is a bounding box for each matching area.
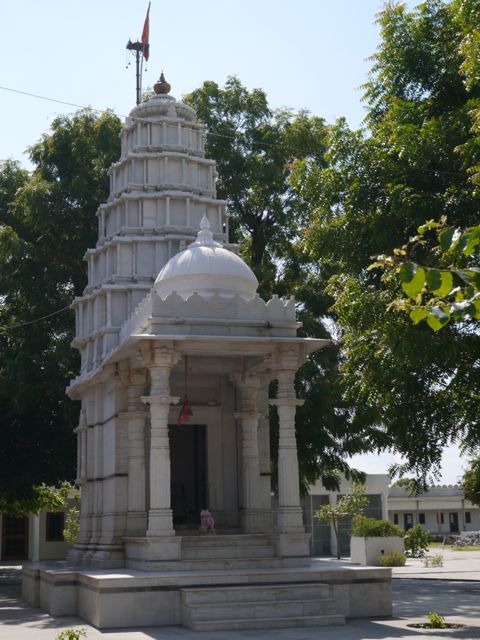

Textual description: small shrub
[423,554,444,567]
[378,551,406,566]
[404,524,430,557]
[427,612,446,629]
[63,500,80,546]
[351,515,403,537]
[56,628,87,640]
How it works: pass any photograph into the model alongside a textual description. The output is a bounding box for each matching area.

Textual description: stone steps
[183,583,331,604]
[181,583,345,631]
[180,533,276,564]
[181,534,272,548]
[188,614,346,631]
[182,544,275,560]
[127,556,285,571]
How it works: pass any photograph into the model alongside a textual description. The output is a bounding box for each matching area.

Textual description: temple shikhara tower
[23,77,392,630]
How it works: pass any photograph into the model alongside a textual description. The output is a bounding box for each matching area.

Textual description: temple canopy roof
[154,215,259,300]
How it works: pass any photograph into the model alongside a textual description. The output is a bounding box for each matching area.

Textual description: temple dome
[154,216,258,300]
[128,76,197,123]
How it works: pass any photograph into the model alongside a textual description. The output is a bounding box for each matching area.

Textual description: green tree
[403,523,430,557]
[184,76,328,295]
[293,0,480,486]
[0,110,121,503]
[368,1,480,330]
[315,483,368,559]
[0,482,76,517]
[461,455,480,506]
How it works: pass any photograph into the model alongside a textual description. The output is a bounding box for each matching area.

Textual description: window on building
[364,494,383,520]
[46,512,65,542]
[439,512,444,524]
[419,513,425,525]
[465,512,471,524]
[393,513,399,525]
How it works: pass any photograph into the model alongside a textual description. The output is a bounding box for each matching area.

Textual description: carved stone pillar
[141,345,180,538]
[270,348,309,557]
[232,374,263,532]
[119,367,148,537]
[257,377,272,516]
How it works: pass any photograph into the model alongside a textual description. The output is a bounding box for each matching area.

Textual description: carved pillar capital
[230,373,261,413]
[138,341,180,369]
[117,363,147,411]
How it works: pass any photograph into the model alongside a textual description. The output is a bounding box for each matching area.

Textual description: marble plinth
[22,560,392,630]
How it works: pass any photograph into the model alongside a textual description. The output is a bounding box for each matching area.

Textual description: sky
[1,0,391,165]
[1,0,464,484]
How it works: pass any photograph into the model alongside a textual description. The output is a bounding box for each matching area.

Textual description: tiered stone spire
[70,75,229,385]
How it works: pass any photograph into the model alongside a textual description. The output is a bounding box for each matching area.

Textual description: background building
[388,484,480,535]
[304,474,389,557]
[0,510,68,562]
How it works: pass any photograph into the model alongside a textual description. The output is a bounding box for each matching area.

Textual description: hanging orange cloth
[177,395,191,426]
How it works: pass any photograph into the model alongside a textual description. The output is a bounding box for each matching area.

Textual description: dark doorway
[404,513,413,531]
[2,516,28,560]
[449,512,459,533]
[169,424,207,525]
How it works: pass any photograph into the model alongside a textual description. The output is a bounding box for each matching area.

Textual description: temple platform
[22,558,392,630]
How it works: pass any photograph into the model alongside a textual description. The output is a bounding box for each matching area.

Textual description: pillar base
[91,544,125,569]
[126,511,148,537]
[147,508,175,537]
[124,536,182,568]
[241,509,272,533]
[275,532,311,558]
[66,546,87,565]
[276,506,304,533]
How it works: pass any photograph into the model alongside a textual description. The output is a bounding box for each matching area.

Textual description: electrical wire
[0,304,72,333]
[0,83,469,176]
[0,84,295,152]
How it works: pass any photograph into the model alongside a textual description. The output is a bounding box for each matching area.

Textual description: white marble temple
[22,76,392,631]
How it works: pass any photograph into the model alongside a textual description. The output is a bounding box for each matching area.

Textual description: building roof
[388,484,464,499]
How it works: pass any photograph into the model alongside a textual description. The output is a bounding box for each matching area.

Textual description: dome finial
[194,215,218,247]
[154,71,171,95]
[200,214,210,231]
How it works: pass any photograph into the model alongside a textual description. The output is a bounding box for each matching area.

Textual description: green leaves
[438,227,457,251]
[426,306,450,331]
[400,264,425,298]
[377,218,480,331]
[426,269,453,297]
[409,307,428,324]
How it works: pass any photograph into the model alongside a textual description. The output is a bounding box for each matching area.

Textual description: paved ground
[1,549,480,640]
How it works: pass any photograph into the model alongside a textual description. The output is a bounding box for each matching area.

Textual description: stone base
[124,536,182,569]
[91,548,125,569]
[22,560,392,629]
[240,509,272,533]
[275,532,311,558]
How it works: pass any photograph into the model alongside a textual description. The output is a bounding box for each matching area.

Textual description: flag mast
[126,2,150,105]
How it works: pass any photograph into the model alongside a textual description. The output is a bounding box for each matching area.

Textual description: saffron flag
[141,2,150,61]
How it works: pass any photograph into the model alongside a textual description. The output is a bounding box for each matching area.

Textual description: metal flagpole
[126,40,143,105]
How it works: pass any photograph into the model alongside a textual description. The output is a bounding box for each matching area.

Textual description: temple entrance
[2,516,28,560]
[169,424,207,525]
